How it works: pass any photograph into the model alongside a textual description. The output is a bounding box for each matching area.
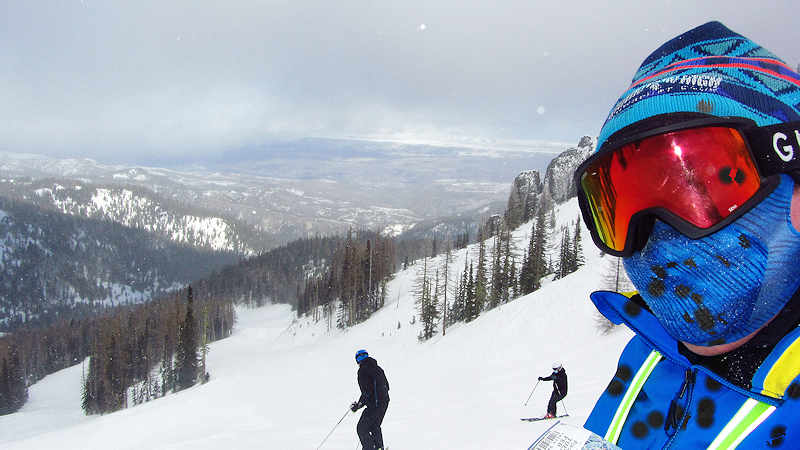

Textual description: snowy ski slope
[0,198,634,449]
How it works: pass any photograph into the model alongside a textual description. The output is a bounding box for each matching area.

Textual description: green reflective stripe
[708,398,776,450]
[603,350,661,444]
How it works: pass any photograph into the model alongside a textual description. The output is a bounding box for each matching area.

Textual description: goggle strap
[745,121,800,176]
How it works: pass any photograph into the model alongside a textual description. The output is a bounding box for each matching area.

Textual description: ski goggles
[574,116,800,256]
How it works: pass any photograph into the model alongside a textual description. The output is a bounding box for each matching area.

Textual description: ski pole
[523,380,540,406]
[555,384,569,416]
[316,408,351,450]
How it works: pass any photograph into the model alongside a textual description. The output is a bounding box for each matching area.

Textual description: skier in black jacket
[350,349,390,450]
[538,362,567,418]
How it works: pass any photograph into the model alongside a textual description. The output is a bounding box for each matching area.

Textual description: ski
[521,414,569,422]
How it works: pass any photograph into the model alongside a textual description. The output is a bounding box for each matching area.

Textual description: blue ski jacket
[584,291,800,449]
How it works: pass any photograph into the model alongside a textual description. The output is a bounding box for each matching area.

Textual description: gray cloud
[2,0,798,163]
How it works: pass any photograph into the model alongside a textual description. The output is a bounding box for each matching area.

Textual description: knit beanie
[597,21,800,152]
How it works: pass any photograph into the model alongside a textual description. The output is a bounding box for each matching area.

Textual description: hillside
[0,178,266,255]
[0,197,238,330]
[0,197,634,449]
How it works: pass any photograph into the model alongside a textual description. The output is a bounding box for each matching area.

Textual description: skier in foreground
[351,349,390,450]
[538,362,568,418]
[575,21,800,448]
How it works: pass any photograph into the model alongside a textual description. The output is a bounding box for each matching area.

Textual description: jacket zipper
[609,293,779,406]
[663,368,696,449]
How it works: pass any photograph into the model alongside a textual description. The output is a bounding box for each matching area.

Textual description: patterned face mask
[623,174,800,346]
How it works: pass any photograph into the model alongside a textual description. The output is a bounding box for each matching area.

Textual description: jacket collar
[591,290,800,402]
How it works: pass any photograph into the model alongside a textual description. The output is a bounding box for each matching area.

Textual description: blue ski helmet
[355,349,369,363]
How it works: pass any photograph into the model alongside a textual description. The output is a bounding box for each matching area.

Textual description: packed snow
[0,199,634,449]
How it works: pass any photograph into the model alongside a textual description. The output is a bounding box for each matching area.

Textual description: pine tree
[474,231,488,314]
[414,257,429,312]
[521,207,548,292]
[533,206,548,279]
[572,219,585,272]
[6,344,27,414]
[100,330,126,412]
[464,262,479,322]
[175,286,199,391]
[602,256,635,292]
[509,257,519,300]
[556,225,579,279]
[418,270,440,341]
[199,304,210,383]
[501,229,512,304]
[160,335,174,396]
[440,245,452,336]
[450,258,469,323]
[519,230,535,295]
[597,255,635,334]
[555,228,567,279]
[0,358,10,415]
[489,233,503,309]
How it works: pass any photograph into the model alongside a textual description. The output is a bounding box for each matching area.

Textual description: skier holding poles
[538,362,568,418]
[350,349,390,450]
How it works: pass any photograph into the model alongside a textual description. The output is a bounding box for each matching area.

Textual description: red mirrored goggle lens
[580,126,761,252]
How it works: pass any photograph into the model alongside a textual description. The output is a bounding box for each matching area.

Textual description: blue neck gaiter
[623,174,800,346]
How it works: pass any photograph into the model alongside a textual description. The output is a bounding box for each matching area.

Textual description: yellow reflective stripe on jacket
[603,350,661,444]
[707,398,776,450]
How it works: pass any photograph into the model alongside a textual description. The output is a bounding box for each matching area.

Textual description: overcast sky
[1,1,798,164]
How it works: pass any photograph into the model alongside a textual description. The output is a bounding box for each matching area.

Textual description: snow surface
[0,198,634,449]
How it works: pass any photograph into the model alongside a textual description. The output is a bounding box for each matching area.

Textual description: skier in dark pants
[350,349,390,450]
[538,362,567,418]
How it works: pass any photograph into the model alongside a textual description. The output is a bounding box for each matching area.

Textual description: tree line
[415,206,586,341]
[296,230,397,329]
[80,286,231,414]
[0,284,233,416]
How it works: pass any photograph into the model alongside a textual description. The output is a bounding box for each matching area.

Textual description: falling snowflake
[419,24,427,31]
[537,106,546,115]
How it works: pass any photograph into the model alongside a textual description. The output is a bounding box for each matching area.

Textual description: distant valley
[0,137,569,246]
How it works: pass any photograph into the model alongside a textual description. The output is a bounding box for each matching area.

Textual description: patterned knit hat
[597,21,800,152]
[604,22,800,346]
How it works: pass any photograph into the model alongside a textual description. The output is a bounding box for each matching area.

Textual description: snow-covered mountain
[0,178,264,255]
[0,198,237,330]
[0,195,633,449]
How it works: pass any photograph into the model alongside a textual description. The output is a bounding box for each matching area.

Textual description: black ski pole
[555,384,569,416]
[524,380,540,406]
[316,408,351,450]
